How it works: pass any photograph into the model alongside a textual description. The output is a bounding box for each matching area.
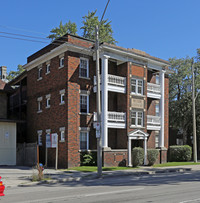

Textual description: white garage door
[0,122,16,165]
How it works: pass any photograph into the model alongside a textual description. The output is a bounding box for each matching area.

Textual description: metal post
[96,25,102,177]
[55,134,58,170]
[95,0,110,178]
[192,60,197,162]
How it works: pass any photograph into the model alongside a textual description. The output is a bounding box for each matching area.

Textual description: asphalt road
[1,171,200,203]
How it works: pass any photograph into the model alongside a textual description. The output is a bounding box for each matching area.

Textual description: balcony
[93,74,126,93]
[93,111,126,129]
[147,115,161,130]
[147,83,161,99]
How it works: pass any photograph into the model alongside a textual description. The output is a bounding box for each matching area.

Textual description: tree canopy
[7,64,25,81]
[81,10,117,44]
[47,21,77,41]
[169,51,200,145]
[47,10,117,44]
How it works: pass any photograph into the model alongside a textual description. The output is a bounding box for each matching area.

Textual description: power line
[0,31,50,41]
[0,25,48,36]
[0,35,48,44]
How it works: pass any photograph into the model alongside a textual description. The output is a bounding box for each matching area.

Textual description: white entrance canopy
[128,129,149,167]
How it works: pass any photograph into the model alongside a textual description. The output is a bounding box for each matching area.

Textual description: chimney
[0,66,7,81]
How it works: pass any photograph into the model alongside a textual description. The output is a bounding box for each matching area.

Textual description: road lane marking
[180,198,200,203]
[16,187,144,203]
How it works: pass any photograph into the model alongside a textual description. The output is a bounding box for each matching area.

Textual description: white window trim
[130,111,144,127]
[59,56,64,69]
[46,94,51,108]
[59,89,65,105]
[37,97,43,113]
[80,93,89,114]
[46,63,50,75]
[131,78,143,95]
[79,57,89,78]
[59,127,65,142]
[37,66,42,81]
[37,130,42,146]
[79,127,90,150]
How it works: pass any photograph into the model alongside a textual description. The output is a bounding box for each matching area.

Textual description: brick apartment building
[21,34,170,168]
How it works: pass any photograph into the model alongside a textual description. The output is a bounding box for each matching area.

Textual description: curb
[18,167,192,186]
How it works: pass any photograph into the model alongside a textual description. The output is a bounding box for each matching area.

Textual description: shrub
[132,147,144,167]
[80,151,97,166]
[147,149,159,166]
[169,145,192,162]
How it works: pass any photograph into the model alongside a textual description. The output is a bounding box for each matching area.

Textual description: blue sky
[1,0,200,73]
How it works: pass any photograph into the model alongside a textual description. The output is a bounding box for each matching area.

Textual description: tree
[81,10,117,44]
[47,21,77,41]
[7,64,25,81]
[169,51,200,145]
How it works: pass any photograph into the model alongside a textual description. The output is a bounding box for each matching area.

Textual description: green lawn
[153,162,200,167]
[62,162,200,172]
[66,166,136,172]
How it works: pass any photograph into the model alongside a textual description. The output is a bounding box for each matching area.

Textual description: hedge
[169,145,192,162]
[80,151,97,166]
[132,147,144,167]
[147,149,159,166]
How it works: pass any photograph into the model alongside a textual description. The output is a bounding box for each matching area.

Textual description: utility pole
[192,59,197,162]
[95,0,110,177]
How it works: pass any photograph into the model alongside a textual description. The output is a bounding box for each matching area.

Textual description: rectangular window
[46,94,51,108]
[79,58,89,78]
[59,89,65,105]
[59,127,65,142]
[156,74,160,84]
[38,101,41,111]
[46,64,50,74]
[155,131,159,148]
[60,57,64,68]
[80,131,89,150]
[131,78,143,95]
[131,111,143,127]
[155,103,159,117]
[80,94,88,113]
[38,67,42,80]
[61,93,64,104]
[37,97,43,112]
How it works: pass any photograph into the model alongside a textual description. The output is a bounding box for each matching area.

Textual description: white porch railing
[147,115,161,125]
[94,74,126,87]
[108,74,126,87]
[93,111,126,123]
[147,83,161,94]
[108,111,126,122]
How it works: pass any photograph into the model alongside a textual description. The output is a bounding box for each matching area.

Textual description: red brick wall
[103,150,128,167]
[27,52,68,168]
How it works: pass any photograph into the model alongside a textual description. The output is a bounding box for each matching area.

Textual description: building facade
[23,34,170,168]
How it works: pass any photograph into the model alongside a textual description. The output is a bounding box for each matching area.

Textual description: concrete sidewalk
[0,165,200,188]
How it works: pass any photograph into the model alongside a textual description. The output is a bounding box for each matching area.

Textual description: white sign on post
[46,134,51,148]
[51,133,58,148]
[96,122,101,138]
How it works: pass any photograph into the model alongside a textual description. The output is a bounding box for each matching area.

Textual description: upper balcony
[147,83,161,99]
[147,115,161,131]
[93,74,126,94]
[93,111,126,129]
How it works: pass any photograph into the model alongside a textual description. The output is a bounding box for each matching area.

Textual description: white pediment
[128,129,149,140]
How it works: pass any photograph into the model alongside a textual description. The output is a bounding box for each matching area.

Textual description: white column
[101,55,109,148]
[128,138,132,167]
[144,137,147,165]
[159,70,165,148]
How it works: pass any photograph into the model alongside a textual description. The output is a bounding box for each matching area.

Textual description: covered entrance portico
[128,129,149,167]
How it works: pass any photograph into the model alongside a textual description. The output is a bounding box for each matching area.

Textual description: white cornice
[101,45,169,68]
[24,42,93,72]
